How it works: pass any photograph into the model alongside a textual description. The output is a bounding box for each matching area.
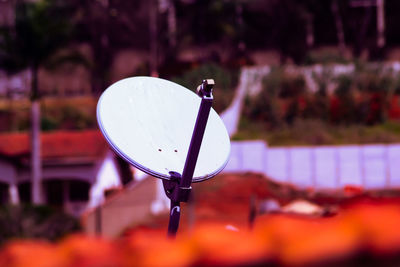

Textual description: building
[0,130,132,216]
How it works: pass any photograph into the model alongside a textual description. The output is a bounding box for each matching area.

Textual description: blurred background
[1,0,400,266]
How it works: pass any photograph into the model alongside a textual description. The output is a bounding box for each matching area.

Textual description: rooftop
[0,130,108,161]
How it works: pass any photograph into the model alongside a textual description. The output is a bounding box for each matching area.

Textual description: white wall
[89,153,122,208]
[223,141,400,189]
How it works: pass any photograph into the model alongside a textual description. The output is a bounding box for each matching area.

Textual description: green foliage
[308,69,331,121]
[172,63,238,113]
[240,64,400,145]
[41,100,96,131]
[0,204,81,244]
[304,49,349,65]
[0,97,97,132]
[332,69,397,124]
[41,116,58,131]
[234,118,400,146]
[0,0,74,73]
[172,63,237,93]
[59,105,95,130]
[243,68,306,127]
[351,67,392,93]
[334,74,353,96]
[330,74,360,124]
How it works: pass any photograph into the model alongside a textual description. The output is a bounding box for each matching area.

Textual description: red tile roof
[0,130,108,159]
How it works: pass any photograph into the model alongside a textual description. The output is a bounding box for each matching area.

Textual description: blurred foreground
[3,173,400,266]
[2,197,400,266]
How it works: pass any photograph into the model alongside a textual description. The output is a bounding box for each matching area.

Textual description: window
[0,182,9,204]
[44,180,64,206]
[18,182,31,203]
[69,180,89,202]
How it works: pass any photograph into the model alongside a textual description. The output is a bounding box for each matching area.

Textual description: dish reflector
[97,76,230,182]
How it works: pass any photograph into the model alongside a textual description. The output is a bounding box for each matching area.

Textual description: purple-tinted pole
[167,201,180,237]
[181,80,214,187]
[165,79,214,238]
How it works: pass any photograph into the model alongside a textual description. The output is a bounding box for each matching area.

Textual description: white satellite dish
[97,76,230,236]
[97,76,230,182]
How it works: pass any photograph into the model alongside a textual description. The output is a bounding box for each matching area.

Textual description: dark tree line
[3,0,400,91]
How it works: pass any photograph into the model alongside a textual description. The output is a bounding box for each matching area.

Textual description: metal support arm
[163,79,214,238]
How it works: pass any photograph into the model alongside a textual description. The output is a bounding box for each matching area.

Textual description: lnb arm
[197,79,215,98]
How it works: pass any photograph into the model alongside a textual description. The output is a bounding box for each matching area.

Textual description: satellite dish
[97,76,230,236]
[97,76,230,182]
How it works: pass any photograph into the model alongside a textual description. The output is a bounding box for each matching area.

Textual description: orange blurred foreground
[2,198,400,266]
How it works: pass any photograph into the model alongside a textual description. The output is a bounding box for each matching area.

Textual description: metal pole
[167,201,180,237]
[181,92,213,187]
[165,79,215,238]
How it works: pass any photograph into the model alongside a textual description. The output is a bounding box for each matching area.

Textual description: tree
[0,0,75,204]
[75,0,153,92]
[256,0,309,64]
[331,0,346,55]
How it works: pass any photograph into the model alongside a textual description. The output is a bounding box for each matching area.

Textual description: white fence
[223,141,400,189]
